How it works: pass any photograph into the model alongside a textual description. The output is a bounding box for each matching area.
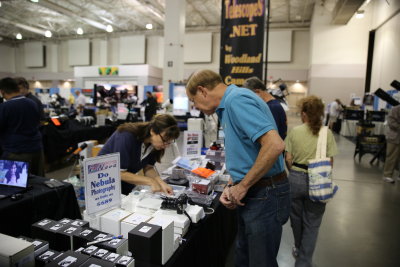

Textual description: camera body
[160,194,188,214]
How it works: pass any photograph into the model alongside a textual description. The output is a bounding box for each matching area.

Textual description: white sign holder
[84,153,121,215]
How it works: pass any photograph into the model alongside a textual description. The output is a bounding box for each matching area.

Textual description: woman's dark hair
[117,114,180,162]
[298,95,325,135]
[5,163,20,183]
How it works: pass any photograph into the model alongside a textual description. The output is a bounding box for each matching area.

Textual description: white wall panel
[184,32,212,63]
[68,39,90,66]
[119,35,146,64]
[24,42,44,67]
[0,44,15,72]
[267,31,292,62]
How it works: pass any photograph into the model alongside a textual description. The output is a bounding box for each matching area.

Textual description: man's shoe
[383,177,395,183]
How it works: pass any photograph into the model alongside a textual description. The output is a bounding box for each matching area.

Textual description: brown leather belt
[251,171,287,188]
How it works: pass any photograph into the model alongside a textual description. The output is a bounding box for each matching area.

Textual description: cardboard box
[128,222,162,266]
[103,252,121,263]
[100,208,132,236]
[80,257,115,267]
[192,178,211,194]
[0,234,35,267]
[35,250,62,267]
[148,217,175,264]
[55,225,82,251]
[45,250,90,266]
[115,255,135,267]
[97,238,129,255]
[121,213,151,238]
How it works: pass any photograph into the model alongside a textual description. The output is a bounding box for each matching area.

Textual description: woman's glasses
[159,134,175,145]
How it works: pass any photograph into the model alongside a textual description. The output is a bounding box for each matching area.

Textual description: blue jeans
[235,179,290,267]
[289,170,326,267]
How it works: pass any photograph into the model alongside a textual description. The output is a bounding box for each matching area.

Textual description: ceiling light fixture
[146,23,153,30]
[30,0,39,3]
[77,27,83,35]
[355,10,364,19]
[16,33,22,40]
[0,2,2,8]
[106,25,113,32]
[44,30,52,38]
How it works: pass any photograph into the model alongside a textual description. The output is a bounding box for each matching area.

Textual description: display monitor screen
[0,159,29,188]
[173,85,189,116]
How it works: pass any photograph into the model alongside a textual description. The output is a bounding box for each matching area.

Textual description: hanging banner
[220,0,266,86]
[84,153,121,215]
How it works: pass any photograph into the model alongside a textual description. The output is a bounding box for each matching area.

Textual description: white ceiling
[0,0,363,42]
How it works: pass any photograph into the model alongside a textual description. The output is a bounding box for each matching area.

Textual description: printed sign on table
[183,131,202,158]
[84,153,121,215]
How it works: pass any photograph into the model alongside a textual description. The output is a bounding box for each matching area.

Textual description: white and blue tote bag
[308,126,338,203]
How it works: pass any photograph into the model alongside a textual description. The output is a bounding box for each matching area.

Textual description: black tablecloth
[42,123,115,164]
[0,176,81,237]
[162,195,237,267]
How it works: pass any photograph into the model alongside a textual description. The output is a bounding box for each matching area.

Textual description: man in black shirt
[15,77,45,121]
[0,77,44,176]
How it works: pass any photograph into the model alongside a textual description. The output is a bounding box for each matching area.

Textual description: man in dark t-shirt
[0,77,44,176]
[15,77,45,121]
[243,77,287,140]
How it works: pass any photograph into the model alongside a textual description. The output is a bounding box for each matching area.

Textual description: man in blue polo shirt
[0,77,44,176]
[186,70,290,267]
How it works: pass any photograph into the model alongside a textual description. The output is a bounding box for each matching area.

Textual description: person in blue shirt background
[186,70,290,267]
[243,76,288,140]
[99,114,180,195]
[0,77,44,176]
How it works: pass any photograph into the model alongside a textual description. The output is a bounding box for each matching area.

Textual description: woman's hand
[150,180,162,193]
[157,179,174,195]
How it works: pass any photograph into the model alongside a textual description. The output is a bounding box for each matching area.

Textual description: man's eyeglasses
[159,134,175,145]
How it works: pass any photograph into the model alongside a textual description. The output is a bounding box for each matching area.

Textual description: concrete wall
[308,2,373,105]
[370,1,400,92]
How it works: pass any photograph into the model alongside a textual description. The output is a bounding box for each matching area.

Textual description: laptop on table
[0,159,29,198]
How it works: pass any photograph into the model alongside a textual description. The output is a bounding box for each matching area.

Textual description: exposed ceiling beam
[37,0,110,31]
[0,17,46,36]
[331,0,365,24]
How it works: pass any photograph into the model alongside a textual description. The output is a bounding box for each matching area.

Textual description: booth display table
[340,120,386,137]
[0,176,81,238]
[161,194,237,267]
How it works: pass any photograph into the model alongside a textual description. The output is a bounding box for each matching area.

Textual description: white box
[83,207,114,230]
[185,204,205,223]
[0,234,35,267]
[135,198,163,216]
[148,217,175,265]
[101,208,132,236]
[173,234,180,252]
[174,226,188,236]
[121,213,152,238]
[153,210,190,229]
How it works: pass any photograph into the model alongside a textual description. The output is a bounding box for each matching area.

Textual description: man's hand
[219,186,237,210]
[229,183,248,206]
